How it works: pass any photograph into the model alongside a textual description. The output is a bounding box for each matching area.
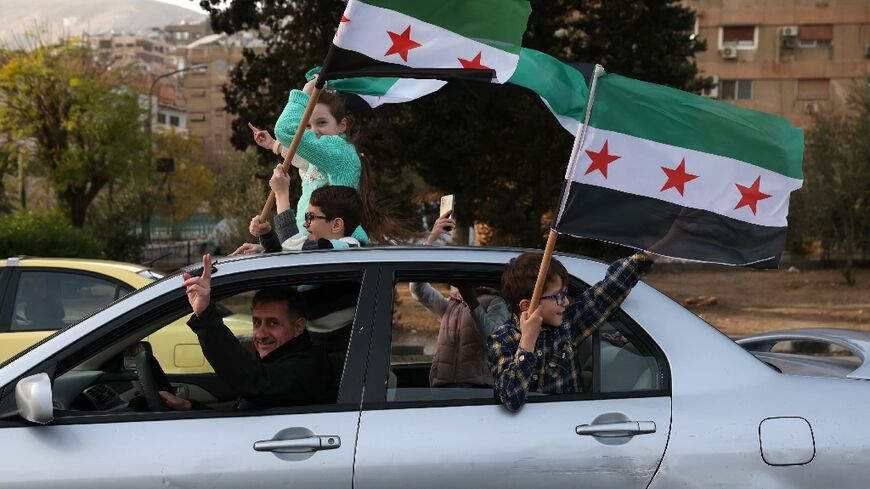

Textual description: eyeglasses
[304,212,329,225]
[540,288,569,303]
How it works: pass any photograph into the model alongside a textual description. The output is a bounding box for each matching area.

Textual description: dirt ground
[644,266,870,337]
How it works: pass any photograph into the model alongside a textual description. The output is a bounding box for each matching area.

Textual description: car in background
[0,256,250,373]
[1,247,869,488]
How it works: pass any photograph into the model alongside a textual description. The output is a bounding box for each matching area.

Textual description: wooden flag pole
[528,229,559,314]
[528,65,605,314]
[258,86,324,222]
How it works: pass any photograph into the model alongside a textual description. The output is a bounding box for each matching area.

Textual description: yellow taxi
[0,257,251,373]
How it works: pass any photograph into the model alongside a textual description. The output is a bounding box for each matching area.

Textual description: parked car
[0,257,250,373]
[1,247,869,488]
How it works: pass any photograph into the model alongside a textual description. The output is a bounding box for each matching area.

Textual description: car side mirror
[15,373,54,425]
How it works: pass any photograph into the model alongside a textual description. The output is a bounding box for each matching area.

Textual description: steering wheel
[133,350,172,411]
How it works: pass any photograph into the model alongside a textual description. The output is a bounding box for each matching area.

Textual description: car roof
[0,257,149,274]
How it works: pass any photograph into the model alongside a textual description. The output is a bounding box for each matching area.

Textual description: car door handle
[253,435,341,453]
[575,421,656,437]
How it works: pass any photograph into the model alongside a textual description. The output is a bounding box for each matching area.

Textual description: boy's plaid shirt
[486,253,654,411]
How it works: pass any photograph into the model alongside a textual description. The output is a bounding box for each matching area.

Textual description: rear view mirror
[15,373,54,425]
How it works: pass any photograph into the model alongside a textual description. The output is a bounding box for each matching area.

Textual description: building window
[189,88,207,97]
[173,31,189,41]
[721,25,757,49]
[798,25,833,48]
[169,115,181,127]
[156,113,167,124]
[797,79,829,100]
[720,80,752,100]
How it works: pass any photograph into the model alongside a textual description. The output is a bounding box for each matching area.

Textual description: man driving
[160,254,337,410]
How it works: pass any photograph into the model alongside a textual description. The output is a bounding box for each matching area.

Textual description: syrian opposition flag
[320,0,531,84]
[555,73,804,268]
[326,48,591,136]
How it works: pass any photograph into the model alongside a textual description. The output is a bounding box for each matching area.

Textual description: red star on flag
[660,158,699,196]
[734,176,772,215]
[335,15,350,37]
[385,26,422,62]
[584,140,621,178]
[458,51,489,70]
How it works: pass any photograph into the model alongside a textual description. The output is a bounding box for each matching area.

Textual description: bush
[85,187,149,263]
[0,211,104,258]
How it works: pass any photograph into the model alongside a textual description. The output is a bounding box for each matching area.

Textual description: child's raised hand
[247,122,275,150]
[426,210,456,246]
[249,216,271,237]
[229,242,264,256]
[269,164,291,195]
[302,75,318,96]
[518,309,543,352]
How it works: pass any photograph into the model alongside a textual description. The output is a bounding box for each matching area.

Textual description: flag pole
[529,65,605,314]
[258,87,323,221]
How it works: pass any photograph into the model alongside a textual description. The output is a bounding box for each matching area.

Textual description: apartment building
[181,31,264,173]
[685,0,870,127]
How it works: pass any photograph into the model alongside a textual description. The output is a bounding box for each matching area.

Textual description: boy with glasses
[487,251,656,411]
[248,165,363,251]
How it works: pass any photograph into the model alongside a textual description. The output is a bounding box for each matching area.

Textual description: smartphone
[439,194,455,231]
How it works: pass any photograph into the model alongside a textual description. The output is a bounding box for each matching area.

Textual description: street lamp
[145,63,207,167]
[142,63,206,242]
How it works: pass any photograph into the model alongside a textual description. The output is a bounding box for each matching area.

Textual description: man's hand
[249,215,271,237]
[518,309,542,352]
[426,210,456,246]
[182,254,212,316]
[230,242,264,256]
[247,122,276,150]
[159,390,192,411]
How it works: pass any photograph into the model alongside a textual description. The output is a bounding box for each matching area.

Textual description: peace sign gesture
[182,254,212,316]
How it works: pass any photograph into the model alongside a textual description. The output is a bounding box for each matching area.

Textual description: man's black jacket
[187,305,337,409]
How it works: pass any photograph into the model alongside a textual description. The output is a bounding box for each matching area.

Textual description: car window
[49,276,363,416]
[11,271,132,332]
[386,274,668,404]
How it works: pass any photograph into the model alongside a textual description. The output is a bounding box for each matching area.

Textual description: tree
[152,130,216,238]
[0,37,147,227]
[792,81,870,285]
[202,0,707,249]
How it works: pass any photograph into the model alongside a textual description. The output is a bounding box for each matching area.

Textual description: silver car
[1,247,869,488]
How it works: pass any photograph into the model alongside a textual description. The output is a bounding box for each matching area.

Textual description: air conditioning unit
[720,46,738,59]
[780,26,799,38]
[865,44,870,58]
[804,102,819,114]
[703,75,719,98]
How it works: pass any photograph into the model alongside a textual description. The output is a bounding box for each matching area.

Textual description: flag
[555,73,804,268]
[321,0,531,83]
[326,48,591,136]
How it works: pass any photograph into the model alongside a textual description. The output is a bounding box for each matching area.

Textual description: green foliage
[84,185,148,263]
[0,36,147,227]
[202,0,708,252]
[791,81,870,285]
[209,150,270,252]
[0,210,104,258]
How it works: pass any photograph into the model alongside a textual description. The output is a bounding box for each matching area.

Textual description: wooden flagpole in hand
[528,65,605,314]
[257,86,324,222]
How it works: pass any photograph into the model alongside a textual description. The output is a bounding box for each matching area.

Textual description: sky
[152,0,209,14]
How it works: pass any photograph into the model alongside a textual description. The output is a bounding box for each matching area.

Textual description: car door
[353,263,671,489]
[0,267,132,362]
[0,260,377,489]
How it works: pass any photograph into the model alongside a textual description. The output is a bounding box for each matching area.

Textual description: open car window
[385,272,669,405]
[47,272,365,418]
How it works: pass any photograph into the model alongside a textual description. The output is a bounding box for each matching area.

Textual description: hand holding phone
[439,194,455,230]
